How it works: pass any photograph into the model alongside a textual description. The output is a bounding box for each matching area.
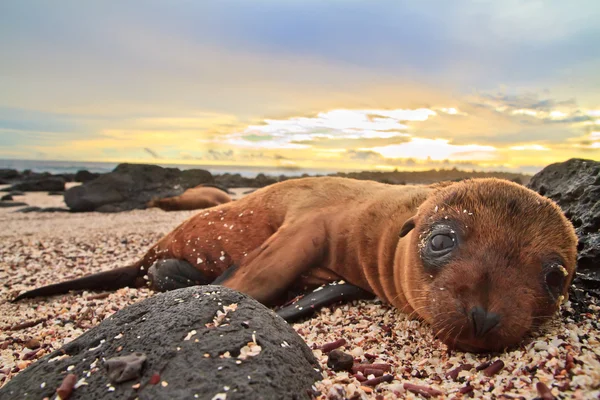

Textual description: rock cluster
[64,164,214,212]
[528,158,600,310]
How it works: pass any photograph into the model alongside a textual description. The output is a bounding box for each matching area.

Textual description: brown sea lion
[13,177,577,352]
[147,185,232,211]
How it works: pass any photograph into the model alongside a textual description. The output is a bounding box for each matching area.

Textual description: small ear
[399,217,416,238]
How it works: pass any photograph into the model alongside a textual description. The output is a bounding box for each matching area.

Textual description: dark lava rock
[15,206,70,213]
[0,194,13,201]
[1,178,65,192]
[326,350,354,372]
[0,169,19,180]
[0,201,28,208]
[74,169,101,183]
[64,163,214,212]
[214,173,283,189]
[528,158,600,309]
[0,286,320,400]
[57,173,76,182]
[9,191,24,196]
[254,173,278,187]
[214,173,257,188]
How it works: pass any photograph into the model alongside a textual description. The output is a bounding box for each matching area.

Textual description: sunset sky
[1,1,599,173]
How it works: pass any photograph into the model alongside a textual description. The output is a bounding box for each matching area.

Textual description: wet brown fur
[147,186,232,211]
[16,177,578,352]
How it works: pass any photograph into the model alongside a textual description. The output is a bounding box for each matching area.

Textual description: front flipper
[276,283,375,322]
[215,218,327,304]
[148,259,211,291]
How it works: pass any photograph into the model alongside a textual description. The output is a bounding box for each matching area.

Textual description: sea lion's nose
[470,306,501,337]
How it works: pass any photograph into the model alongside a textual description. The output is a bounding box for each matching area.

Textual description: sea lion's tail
[11,265,142,302]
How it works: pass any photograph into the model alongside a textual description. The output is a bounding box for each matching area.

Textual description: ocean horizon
[0,159,351,179]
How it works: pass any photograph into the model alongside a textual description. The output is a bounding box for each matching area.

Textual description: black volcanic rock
[64,163,214,212]
[0,201,28,208]
[528,158,600,308]
[0,169,19,180]
[214,173,256,188]
[15,206,70,213]
[1,178,65,192]
[74,169,101,183]
[0,286,320,400]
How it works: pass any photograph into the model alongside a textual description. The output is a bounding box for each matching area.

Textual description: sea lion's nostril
[470,306,501,337]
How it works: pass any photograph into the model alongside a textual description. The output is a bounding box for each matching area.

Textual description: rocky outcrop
[0,201,28,208]
[1,178,65,193]
[0,286,321,400]
[14,206,70,213]
[64,164,214,212]
[0,169,19,181]
[528,158,600,309]
[74,170,101,183]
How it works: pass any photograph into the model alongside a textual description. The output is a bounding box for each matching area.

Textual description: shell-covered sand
[1,189,599,399]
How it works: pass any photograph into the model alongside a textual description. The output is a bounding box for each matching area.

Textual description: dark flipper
[211,264,239,285]
[148,259,211,291]
[12,265,141,302]
[276,282,375,323]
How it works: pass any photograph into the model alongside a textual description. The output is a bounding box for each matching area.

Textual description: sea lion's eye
[544,264,567,299]
[421,226,458,268]
[430,234,455,253]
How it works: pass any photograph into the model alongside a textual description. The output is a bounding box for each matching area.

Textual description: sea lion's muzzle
[469,306,501,338]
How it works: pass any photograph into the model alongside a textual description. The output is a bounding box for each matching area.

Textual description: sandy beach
[1,190,599,399]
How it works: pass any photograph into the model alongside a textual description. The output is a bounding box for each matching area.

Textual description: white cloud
[222,108,433,149]
[509,144,550,151]
[225,138,310,150]
[368,138,497,161]
[512,109,540,117]
[436,107,468,116]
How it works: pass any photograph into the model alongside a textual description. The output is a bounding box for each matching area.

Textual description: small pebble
[25,338,41,349]
[483,360,505,377]
[56,374,77,400]
[326,350,354,372]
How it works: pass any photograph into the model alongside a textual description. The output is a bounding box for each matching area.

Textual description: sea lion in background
[13,177,577,352]
[147,185,232,211]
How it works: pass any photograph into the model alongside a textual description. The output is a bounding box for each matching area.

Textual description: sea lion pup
[147,185,232,211]
[13,177,577,352]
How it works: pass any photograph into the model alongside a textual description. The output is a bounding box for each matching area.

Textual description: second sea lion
[13,177,578,352]
[147,185,232,211]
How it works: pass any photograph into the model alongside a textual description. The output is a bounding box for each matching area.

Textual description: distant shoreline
[0,158,533,182]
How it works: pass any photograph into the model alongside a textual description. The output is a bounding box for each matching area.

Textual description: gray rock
[1,178,65,192]
[0,168,19,180]
[0,286,321,400]
[64,163,214,212]
[527,158,600,309]
[0,201,27,208]
[15,206,70,213]
[74,169,101,183]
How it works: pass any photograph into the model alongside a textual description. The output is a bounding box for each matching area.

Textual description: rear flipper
[148,259,211,291]
[276,282,375,322]
[12,265,141,302]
